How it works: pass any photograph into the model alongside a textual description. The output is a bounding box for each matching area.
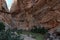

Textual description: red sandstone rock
[0,0,60,30]
[9,0,60,30]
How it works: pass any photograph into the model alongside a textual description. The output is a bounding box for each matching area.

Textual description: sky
[5,0,14,10]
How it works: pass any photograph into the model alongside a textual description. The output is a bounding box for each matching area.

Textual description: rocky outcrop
[0,0,12,29]
[0,0,59,30]
[9,0,60,30]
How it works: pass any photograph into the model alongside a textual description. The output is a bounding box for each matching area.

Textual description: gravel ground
[45,31,60,40]
[21,34,36,40]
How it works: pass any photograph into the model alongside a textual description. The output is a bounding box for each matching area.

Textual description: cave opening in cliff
[5,0,14,11]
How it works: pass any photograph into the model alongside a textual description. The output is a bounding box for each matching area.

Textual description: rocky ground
[45,31,60,40]
[21,34,36,40]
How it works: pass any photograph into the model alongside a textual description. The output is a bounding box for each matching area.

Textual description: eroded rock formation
[0,0,60,31]
[10,0,60,30]
[0,0,13,29]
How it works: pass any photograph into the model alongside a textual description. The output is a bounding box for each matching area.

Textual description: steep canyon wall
[0,0,60,31]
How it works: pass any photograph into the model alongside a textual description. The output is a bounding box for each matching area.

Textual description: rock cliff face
[0,0,60,31]
[0,0,12,29]
[10,0,60,30]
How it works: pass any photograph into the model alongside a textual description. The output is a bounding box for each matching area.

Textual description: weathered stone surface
[9,0,60,30]
[0,0,12,29]
[0,0,60,31]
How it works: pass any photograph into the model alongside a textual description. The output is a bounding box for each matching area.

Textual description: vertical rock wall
[10,0,60,30]
[0,0,60,31]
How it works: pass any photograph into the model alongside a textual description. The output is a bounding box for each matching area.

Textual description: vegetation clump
[0,22,23,40]
[0,22,5,31]
[31,26,48,34]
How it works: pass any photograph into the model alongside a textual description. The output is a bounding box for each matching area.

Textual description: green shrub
[0,22,5,31]
[31,26,48,34]
[0,22,24,40]
[0,29,24,40]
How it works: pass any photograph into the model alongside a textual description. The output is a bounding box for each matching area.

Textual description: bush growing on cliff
[31,26,48,34]
[0,22,5,31]
[0,22,23,40]
[0,29,24,40]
